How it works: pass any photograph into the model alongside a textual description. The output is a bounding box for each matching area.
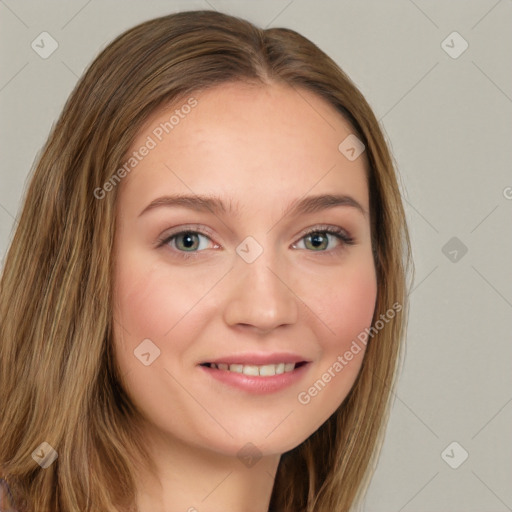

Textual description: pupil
[181,232,197,250]
[310,233,326,249]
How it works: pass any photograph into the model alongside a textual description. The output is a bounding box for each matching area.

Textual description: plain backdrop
[1,1,511,511]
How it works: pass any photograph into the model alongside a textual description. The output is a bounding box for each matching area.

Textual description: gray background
[1,1,511,510]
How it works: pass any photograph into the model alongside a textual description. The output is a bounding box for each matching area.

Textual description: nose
[222,247,299,334]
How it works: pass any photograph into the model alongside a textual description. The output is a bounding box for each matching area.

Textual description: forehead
[117,81,369,217]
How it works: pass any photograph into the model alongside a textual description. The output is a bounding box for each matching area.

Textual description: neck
[133,422,280,512]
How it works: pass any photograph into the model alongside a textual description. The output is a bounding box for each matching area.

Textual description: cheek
[292,260,376,428]
[113,261,167,344]
[113,254,205,339]
[111,256,200,424]
[111,251,223,379]
[316,258,377,350]
[112,252,174,374]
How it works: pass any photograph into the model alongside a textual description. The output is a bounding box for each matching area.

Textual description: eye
[292,225,355,253]
[157,226,218,259]
[157,224,355,260]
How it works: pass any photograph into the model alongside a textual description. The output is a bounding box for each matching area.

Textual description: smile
[198,361,311,394]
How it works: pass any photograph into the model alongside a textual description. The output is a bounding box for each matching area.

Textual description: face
[111,81,377,458]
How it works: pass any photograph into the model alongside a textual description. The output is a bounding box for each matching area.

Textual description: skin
[111,81,377,512]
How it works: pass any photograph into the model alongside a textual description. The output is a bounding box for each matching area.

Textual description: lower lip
[198,363,311,394]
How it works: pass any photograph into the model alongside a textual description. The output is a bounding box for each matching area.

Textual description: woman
[0,10,412,512]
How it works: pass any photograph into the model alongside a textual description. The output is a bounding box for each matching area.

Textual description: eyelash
[157,224,355,260]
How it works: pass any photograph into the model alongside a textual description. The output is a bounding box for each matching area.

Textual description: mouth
[199,361,309,377]
[196,352,312,393]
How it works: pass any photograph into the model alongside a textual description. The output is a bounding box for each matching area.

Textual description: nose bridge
[222,235,298,331]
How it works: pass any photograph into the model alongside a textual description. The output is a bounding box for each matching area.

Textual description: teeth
[259,364,276,376]
[208,362,298,376]
[242,365,260,376]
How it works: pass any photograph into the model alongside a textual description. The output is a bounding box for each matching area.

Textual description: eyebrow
[138,193,368,219]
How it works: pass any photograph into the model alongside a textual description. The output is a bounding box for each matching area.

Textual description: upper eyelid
[160,225,216,243]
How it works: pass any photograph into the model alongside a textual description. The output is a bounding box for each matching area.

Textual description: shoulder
[0,478,17,512]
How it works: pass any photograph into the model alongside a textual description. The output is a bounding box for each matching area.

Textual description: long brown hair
[0,10,412,511]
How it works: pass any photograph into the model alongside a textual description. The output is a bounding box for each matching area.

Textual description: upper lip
[199,352,309,366]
